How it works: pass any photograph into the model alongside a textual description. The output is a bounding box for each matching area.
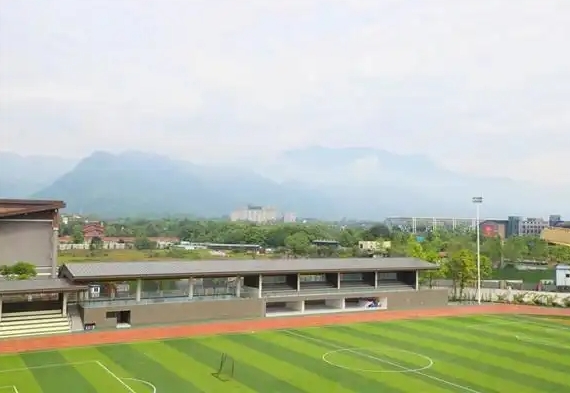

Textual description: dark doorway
[117,310,131,324]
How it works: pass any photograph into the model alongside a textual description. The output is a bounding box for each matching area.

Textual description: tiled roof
[0,278,87,295]
[60,257,436,280]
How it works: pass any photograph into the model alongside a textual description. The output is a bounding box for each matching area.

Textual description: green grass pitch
[0,314,568,392]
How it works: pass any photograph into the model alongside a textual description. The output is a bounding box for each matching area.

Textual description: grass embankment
[58,249,266,263]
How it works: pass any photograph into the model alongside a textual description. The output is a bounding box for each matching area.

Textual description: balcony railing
[79,294,240,308]
[242,283,415,298]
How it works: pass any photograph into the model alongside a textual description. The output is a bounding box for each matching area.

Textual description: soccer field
[0,314,568,392]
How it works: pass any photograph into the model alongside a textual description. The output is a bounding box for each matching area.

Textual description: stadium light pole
[472,196,483,305]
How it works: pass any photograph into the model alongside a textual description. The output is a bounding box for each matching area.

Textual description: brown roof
[0,199,65,218]
[59,257,437,280]
[0,278,87,295]
[541,227,570,247]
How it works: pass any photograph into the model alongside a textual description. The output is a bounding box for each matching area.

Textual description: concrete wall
[266,289,448,310]
[80,298,265,328]
[384,289,448,310]
[0,219,55,276]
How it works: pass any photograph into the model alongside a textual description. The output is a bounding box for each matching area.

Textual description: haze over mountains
[1,149,568,219]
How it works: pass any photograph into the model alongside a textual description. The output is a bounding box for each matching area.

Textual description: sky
[1,0,569,186]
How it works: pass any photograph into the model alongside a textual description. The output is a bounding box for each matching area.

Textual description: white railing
[80,294,240,308]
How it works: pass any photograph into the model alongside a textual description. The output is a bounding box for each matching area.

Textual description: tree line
[60,218,570,263]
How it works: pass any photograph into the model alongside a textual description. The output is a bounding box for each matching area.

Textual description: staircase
[0,310,71,339]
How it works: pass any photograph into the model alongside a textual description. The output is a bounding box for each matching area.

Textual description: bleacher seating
[0,310,71,339]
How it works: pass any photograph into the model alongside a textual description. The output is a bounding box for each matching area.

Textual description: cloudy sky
[1,0,569,185]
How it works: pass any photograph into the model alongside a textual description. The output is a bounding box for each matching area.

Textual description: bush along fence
[447,287,570,308]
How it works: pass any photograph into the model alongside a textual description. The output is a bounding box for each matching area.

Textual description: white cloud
[0,0,569,185]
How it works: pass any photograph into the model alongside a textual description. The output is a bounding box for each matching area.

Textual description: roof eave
[67,266,437,281]
[0,285,89,295]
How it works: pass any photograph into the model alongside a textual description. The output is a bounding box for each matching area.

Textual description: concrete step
[1,310,61,318]
[0,325,70,338]
[0,318,70,328]
[1,313,63,322]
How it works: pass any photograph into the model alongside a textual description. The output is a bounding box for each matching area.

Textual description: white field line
[284,330,482,393]
[0,360,138,393]
[11,387,19,393]
[0,387,17,393]
[95,361,137,393]
[123,378,157,393]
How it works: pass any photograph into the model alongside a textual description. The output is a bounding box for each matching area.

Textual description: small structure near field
[556,264,570,292]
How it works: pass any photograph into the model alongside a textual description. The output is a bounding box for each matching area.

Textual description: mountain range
[1,149,568,219]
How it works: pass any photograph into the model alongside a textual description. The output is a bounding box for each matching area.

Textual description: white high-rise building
[230,205,279,223]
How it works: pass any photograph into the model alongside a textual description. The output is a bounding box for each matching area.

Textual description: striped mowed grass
[0,314,568,392]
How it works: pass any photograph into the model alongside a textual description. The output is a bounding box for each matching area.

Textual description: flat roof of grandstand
[0,198,65,218]
[0,278,87,295]
[60,257,436,280]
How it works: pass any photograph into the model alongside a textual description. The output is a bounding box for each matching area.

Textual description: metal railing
[243,283,415,298]
[80,294,240,308]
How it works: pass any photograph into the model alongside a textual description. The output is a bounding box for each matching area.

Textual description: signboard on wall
[481,223,498,237]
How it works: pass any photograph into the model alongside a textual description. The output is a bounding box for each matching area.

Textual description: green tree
[0,262,37,280]
[528,238,548,261]
[71,226,85,244]
[502,237,527,263]
[446,249,476,299]
[481,236,503,266]
[134,237,156,250]
[284,232,311,257]
[420,249,445,288]
[89,236,104,250]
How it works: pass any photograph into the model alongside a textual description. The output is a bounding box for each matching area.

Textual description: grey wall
[0,220,54,275]
[266,288,448,310]
[80,298,265,328]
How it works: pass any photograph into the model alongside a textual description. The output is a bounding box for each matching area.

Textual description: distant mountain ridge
[0,152,78,198]
[32,151,338,218]
[2,148,568,219]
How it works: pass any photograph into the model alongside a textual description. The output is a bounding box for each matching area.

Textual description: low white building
[556,264,570,290]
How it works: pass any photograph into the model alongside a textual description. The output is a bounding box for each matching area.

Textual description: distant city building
[283,212,297,223]
[230,205,279,223]
[358,240,391,251]
[482,215,563,239]
[549,214,562,227]
[520,217,550,236]
[385,217,477,233]
[480,220,508,239]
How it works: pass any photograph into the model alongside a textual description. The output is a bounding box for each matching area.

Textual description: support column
[62,292,68,316]
[136,279,142,302]
[188,277,194,298]
[374,271,378,288]
[52,226,59,278]
[337,272,341,289]
[296,274,300,291]
[258,275,263,298]
[0,297,3,321]
[415,270,419,291]
[236,276,241,297]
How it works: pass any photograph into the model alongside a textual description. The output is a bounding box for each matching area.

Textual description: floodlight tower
[472,196,483,304]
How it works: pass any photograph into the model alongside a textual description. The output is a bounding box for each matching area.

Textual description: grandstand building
[0,198,445,338]
[0,199,64,277]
